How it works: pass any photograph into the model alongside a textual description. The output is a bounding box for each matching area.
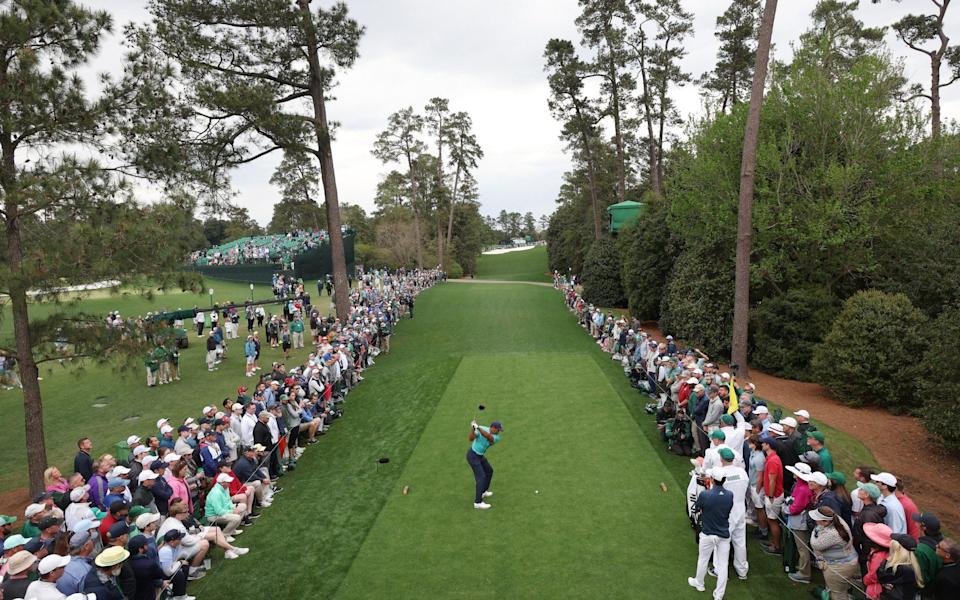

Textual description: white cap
[109,466,131,477]
[754,405,769,415]
[871,472,898,487]
[66,593,98,600]
[214,412,225,420]
[686,377,699,384]
[137,470,159,483]
[163,453,181,463]
[140,455,156,466]
[794,409,810,419]
[786,462,812,478]
[739,420,753,430]
[202,406,214,414]
[216,473,234,484]
[126,435,141,445]
[666,335,674,340]
[232,404,244,412]
[69,519,100,534]
[69,485,90,502]
[808,472,829,487]
[133,445,150,456]
[156,418,169,430]
[24,503,46,518]
[183,417,195,426]
[779,417,798,429]
[38,553,71,575]
[160,425,173,434]
[707,467,725,481]
[693,368,703,375]
[135,513,160,529]
[720,372,730,379]
[769,423,785,436]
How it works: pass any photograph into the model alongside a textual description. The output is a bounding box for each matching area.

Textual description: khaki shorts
[749,487,764,509]
[763,494,784,519]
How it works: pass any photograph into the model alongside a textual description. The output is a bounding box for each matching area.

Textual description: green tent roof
[607,201,644,232]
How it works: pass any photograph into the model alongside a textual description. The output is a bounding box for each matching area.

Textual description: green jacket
[20,521,41,538]
[290,320,304,333]
[817,447,834,473]
[916,541,943,588]
[205,484,234,518]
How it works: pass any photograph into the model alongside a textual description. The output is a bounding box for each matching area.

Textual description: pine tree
[700,0,762,113]
[135,0,365,321]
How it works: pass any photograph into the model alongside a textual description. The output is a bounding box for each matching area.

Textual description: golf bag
[686,469,708,544]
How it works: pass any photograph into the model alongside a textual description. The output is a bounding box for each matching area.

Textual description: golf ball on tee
[535,490,539,495]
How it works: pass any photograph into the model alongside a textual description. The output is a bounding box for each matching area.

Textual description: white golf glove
[470,420,478,428]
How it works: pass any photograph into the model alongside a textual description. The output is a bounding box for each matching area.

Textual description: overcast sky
[89,0,959,225]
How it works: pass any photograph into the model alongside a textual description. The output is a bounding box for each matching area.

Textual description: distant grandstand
[188,230,355,284]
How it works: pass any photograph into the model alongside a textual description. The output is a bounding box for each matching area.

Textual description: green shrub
[658,246,734,357]
[811,290,928,412]
[581,237,625,307]
[918,304,960,453]
[751,287,839,380]
[446,261,464,279]
[617,200,674,321]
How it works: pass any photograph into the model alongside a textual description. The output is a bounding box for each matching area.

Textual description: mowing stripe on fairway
[332,352,694,599]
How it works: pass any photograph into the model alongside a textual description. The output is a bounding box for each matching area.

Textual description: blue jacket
[199,444,221,477]
[691,393,708,424]
[245,340,257,357]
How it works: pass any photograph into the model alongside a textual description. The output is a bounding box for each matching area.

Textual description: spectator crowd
[0,268,443,600]
[556,273,958,600]
[187,231,329,268]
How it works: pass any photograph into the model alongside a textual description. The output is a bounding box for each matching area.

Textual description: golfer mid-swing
[467,419,503,509]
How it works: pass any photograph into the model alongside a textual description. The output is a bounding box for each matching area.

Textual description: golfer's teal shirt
[471,426,500,456]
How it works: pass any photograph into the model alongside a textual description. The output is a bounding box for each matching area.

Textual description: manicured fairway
[475,245,551,282]
[189,282,810,600]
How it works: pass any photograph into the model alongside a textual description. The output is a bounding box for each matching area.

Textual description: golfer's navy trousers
[466,449,493,503]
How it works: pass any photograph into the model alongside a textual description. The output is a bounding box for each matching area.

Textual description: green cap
[720,414,735,425]
[709,430,726,441]
[0,514,16,525]
[827,472,846,486]
[807,430,825,443]
[718,448,735,462]
[128,506,150,519]
[856,482,881,501]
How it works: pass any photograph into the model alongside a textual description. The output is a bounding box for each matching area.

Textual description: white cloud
[84,0,960,226]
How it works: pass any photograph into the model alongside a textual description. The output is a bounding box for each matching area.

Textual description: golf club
[474,404,486,426]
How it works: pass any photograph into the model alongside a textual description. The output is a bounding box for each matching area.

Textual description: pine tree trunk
[572,103,602,240]
[731,0,778,379]
[930,53,943,177]
[445,162,461,248]
[4,208,48,496]
[298,0,349,321]
[609,63,626,203]
[638,39,661,197]
[411,208,423,268]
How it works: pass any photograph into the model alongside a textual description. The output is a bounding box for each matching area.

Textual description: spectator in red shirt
[895,481,921,541]
[98,500,130,544]
[760,434,784,555]
[217,463,257,526]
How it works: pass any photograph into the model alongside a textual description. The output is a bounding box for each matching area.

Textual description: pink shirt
[864,549,888,599]
[788,480,814,515]
[165,473,193,513]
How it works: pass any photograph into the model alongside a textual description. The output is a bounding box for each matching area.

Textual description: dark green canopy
[607,201,644,232]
